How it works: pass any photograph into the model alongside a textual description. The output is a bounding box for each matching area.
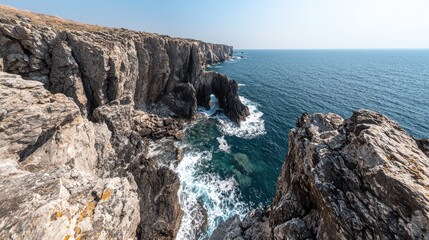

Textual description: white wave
[198,94,219,117]
[216,136,231,153]
[237,83,246,87]
[218,96,266,139]
[174,150,248,239]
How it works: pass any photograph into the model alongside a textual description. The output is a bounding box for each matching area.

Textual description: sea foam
[216,136,231,153]
[198,94,219,117]
[218,96,266,139]
[174,150,248,239]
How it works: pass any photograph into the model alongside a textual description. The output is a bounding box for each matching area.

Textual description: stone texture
[214,110,429,240]
[0,5,248,122]
[0,72,140,240]
[198,71,250,124]
[92,98,184,239]
[0,6,247,239]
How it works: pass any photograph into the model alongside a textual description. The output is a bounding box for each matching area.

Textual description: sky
[2,0,429,49]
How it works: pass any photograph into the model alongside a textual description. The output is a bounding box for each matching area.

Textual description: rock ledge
[213,110,429,240]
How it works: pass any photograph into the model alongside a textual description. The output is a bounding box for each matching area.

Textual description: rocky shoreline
[0,5,247,240]
[212,110,429,240]
[1,5,429,240]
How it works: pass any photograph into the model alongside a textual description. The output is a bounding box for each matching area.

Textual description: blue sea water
[175,50,429,239]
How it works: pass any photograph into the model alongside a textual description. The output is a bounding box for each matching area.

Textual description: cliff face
[0,5,247,240]
[212,110,429,240]
[0,5,247,122]
[0,72,140,239]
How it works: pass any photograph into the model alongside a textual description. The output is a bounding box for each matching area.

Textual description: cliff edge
[212,110,429,240]
[0,5,248,240]
[0,4,249,123]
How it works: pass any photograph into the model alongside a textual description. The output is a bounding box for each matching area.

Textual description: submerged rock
[213,109,429,240]
[233,153,254,174]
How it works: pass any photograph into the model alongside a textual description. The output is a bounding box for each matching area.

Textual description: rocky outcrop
[0,70,186,240]
[213,110,429,240]
[0,5,248,122]
[198,71,250,123]
[0,72,140,239]
[92,98,185,239]
[0,6,248,239]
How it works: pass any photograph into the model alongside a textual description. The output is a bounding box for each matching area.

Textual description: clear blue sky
[2,0,429,49]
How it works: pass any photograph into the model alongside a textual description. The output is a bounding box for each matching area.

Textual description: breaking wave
[217,136,231,153]
[217,96,266,139]
[174,150,248,239]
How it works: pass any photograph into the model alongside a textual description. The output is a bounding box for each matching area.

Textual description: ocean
[172,50,429,239]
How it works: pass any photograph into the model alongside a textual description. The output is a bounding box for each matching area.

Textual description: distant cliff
[212,110,429,240]
[0,5,248,240]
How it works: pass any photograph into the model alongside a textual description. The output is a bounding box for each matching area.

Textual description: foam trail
[218,96,266,139]
[174,150,248,239]
[217,136,231,153]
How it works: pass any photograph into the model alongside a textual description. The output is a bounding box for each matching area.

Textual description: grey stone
[214,110,429,240]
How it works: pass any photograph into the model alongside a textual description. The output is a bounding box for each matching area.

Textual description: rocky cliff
[0,5,248,240]
[0,5,248,123]
[212,110,429,240]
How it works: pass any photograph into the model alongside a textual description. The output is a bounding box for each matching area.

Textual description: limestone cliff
[212,110,429,240]
[0,72,140,239]
[0,5,248,123]
[0,5,248,240]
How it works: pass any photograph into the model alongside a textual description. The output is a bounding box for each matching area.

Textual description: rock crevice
[212,110,429,240]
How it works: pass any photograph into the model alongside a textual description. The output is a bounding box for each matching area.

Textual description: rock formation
[212,110,429,240]
[0,5,248,122]
[3,5,429,240]
[0,72,140,239]
[0,5,248,240]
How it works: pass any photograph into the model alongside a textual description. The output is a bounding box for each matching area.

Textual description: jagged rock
[0,5,248,123]
[211,215,243,240]
[198,71,249,124]
[49,38,88,115]
[0,6,242,237]
[0,72,140,240]
[92,97,184,239]
[214,110,429,240]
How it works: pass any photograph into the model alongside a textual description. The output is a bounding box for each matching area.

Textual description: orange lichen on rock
[63,236,70,240]
[74,226,81,235]
[101,189,112,201]
[77,200,97,223]
[75,233,85,240]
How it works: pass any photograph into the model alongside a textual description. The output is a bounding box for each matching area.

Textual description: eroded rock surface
[213,110,429,240]
[0,5,249,122]
[0,5,249,239]
[0,72,140,240]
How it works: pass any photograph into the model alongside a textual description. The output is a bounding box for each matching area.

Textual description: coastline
[1,4,429,240]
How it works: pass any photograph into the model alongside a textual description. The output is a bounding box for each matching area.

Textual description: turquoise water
[176,50,429,238]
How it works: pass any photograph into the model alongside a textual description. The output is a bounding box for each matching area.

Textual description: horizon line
[234,48,429,51]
